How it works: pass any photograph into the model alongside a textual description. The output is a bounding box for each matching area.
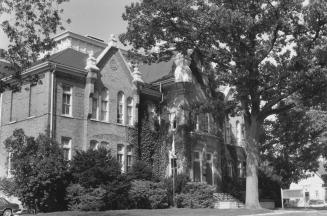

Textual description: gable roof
[48,48,88,71]
[138,60,174,83]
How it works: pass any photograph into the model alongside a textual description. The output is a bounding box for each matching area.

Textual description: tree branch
[260,103,295,120]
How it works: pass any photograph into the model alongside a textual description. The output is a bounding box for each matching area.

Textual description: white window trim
[127,97,134,126]
[117,144,125,172]
[117,92,125,124]
[100,90,109,122]
[126,145,133,172]
[62,137,72,160]
[62,85,73,117]
[206,152,214,185]
[193,150,202,182]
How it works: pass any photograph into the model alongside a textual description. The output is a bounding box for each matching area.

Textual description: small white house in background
[289,162,327,207]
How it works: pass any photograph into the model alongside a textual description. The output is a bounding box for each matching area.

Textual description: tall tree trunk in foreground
[245,115,262,209]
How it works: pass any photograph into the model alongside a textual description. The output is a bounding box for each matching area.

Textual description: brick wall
[0,72,51,177]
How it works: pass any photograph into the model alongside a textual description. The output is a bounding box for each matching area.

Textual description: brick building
[0,31,245,189]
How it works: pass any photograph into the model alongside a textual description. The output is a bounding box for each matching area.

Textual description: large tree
[120,0,327,208]
[0,0,70,89]
[262,108,327,188]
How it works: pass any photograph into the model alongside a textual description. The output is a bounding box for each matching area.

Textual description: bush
[163,173,190,206]
[127,160,153,181]
[70,149,121,188]
[102,174,131,210]
[66,184,106,211]
[129,180,168,209]
[69,149,132,210]
[175,182,215,208]
[4,129,70,212]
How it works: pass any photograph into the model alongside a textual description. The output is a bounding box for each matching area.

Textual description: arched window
[127,97,133,126]
[92,91,99,120]
[101,90,109,121]
[117,92,124,124]
[90,140,98,150]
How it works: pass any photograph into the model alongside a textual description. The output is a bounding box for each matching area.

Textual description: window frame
[100,90,109,122]
[126,145,133,172]
[117,92,124,124]
[126,97,133,126]
[61,136,72,160]
[117,144,125,172]
[62,85,73,116]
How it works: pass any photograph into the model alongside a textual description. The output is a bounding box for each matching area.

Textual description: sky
[0,0,137,49]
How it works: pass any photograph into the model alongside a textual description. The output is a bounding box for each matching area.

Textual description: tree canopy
[262,108,327,188]
[0,0,70,85]
[121,0,327,208]
[3,129,70,212]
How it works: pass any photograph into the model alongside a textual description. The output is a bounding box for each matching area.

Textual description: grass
[27,208,273,216]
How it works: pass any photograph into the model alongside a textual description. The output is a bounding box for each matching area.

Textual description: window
[243,162,246,178]
[201,114,209,133]
[61,137,72,160]
[193,151,201,182]
[62,85,72,116]
[117,92,124,124]
[227,161,233,177]
[126,145,133,172]
[101,90,109,121]
[206,153,213,185]
[117,144,124,171]
[92,92,99,119]
[196,115,200,131]
[237,162,243,178]
[126,97,133,126]
[226,123,231,144]
[90,140,98,150]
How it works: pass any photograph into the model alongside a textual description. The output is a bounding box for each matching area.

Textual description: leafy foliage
[121,0,327,208]
[163,173,191,206]
[66,184,106,211]
[4,129,70,212]
[69,149,131,210]
[175,182,215,208]
[262,108,327,188]
[128,180,169,209]
[127,160,153,181]
[0,0,70,78]
[0,177,16,197]
[69,148,121,188]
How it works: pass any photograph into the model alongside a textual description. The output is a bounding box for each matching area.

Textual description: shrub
[102,174,131,210]
[127,160,153,181]
[4,129,70,212]
[0,177,17,197]
[163,173,190,206]
[66,184,106,211]
[129,180,168,209]
[70,148,121,188]
[175,182,215,208]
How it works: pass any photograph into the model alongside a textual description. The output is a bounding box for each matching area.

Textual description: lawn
[28,208,272,216]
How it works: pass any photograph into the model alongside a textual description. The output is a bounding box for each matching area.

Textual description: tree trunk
[245,115,262,209]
